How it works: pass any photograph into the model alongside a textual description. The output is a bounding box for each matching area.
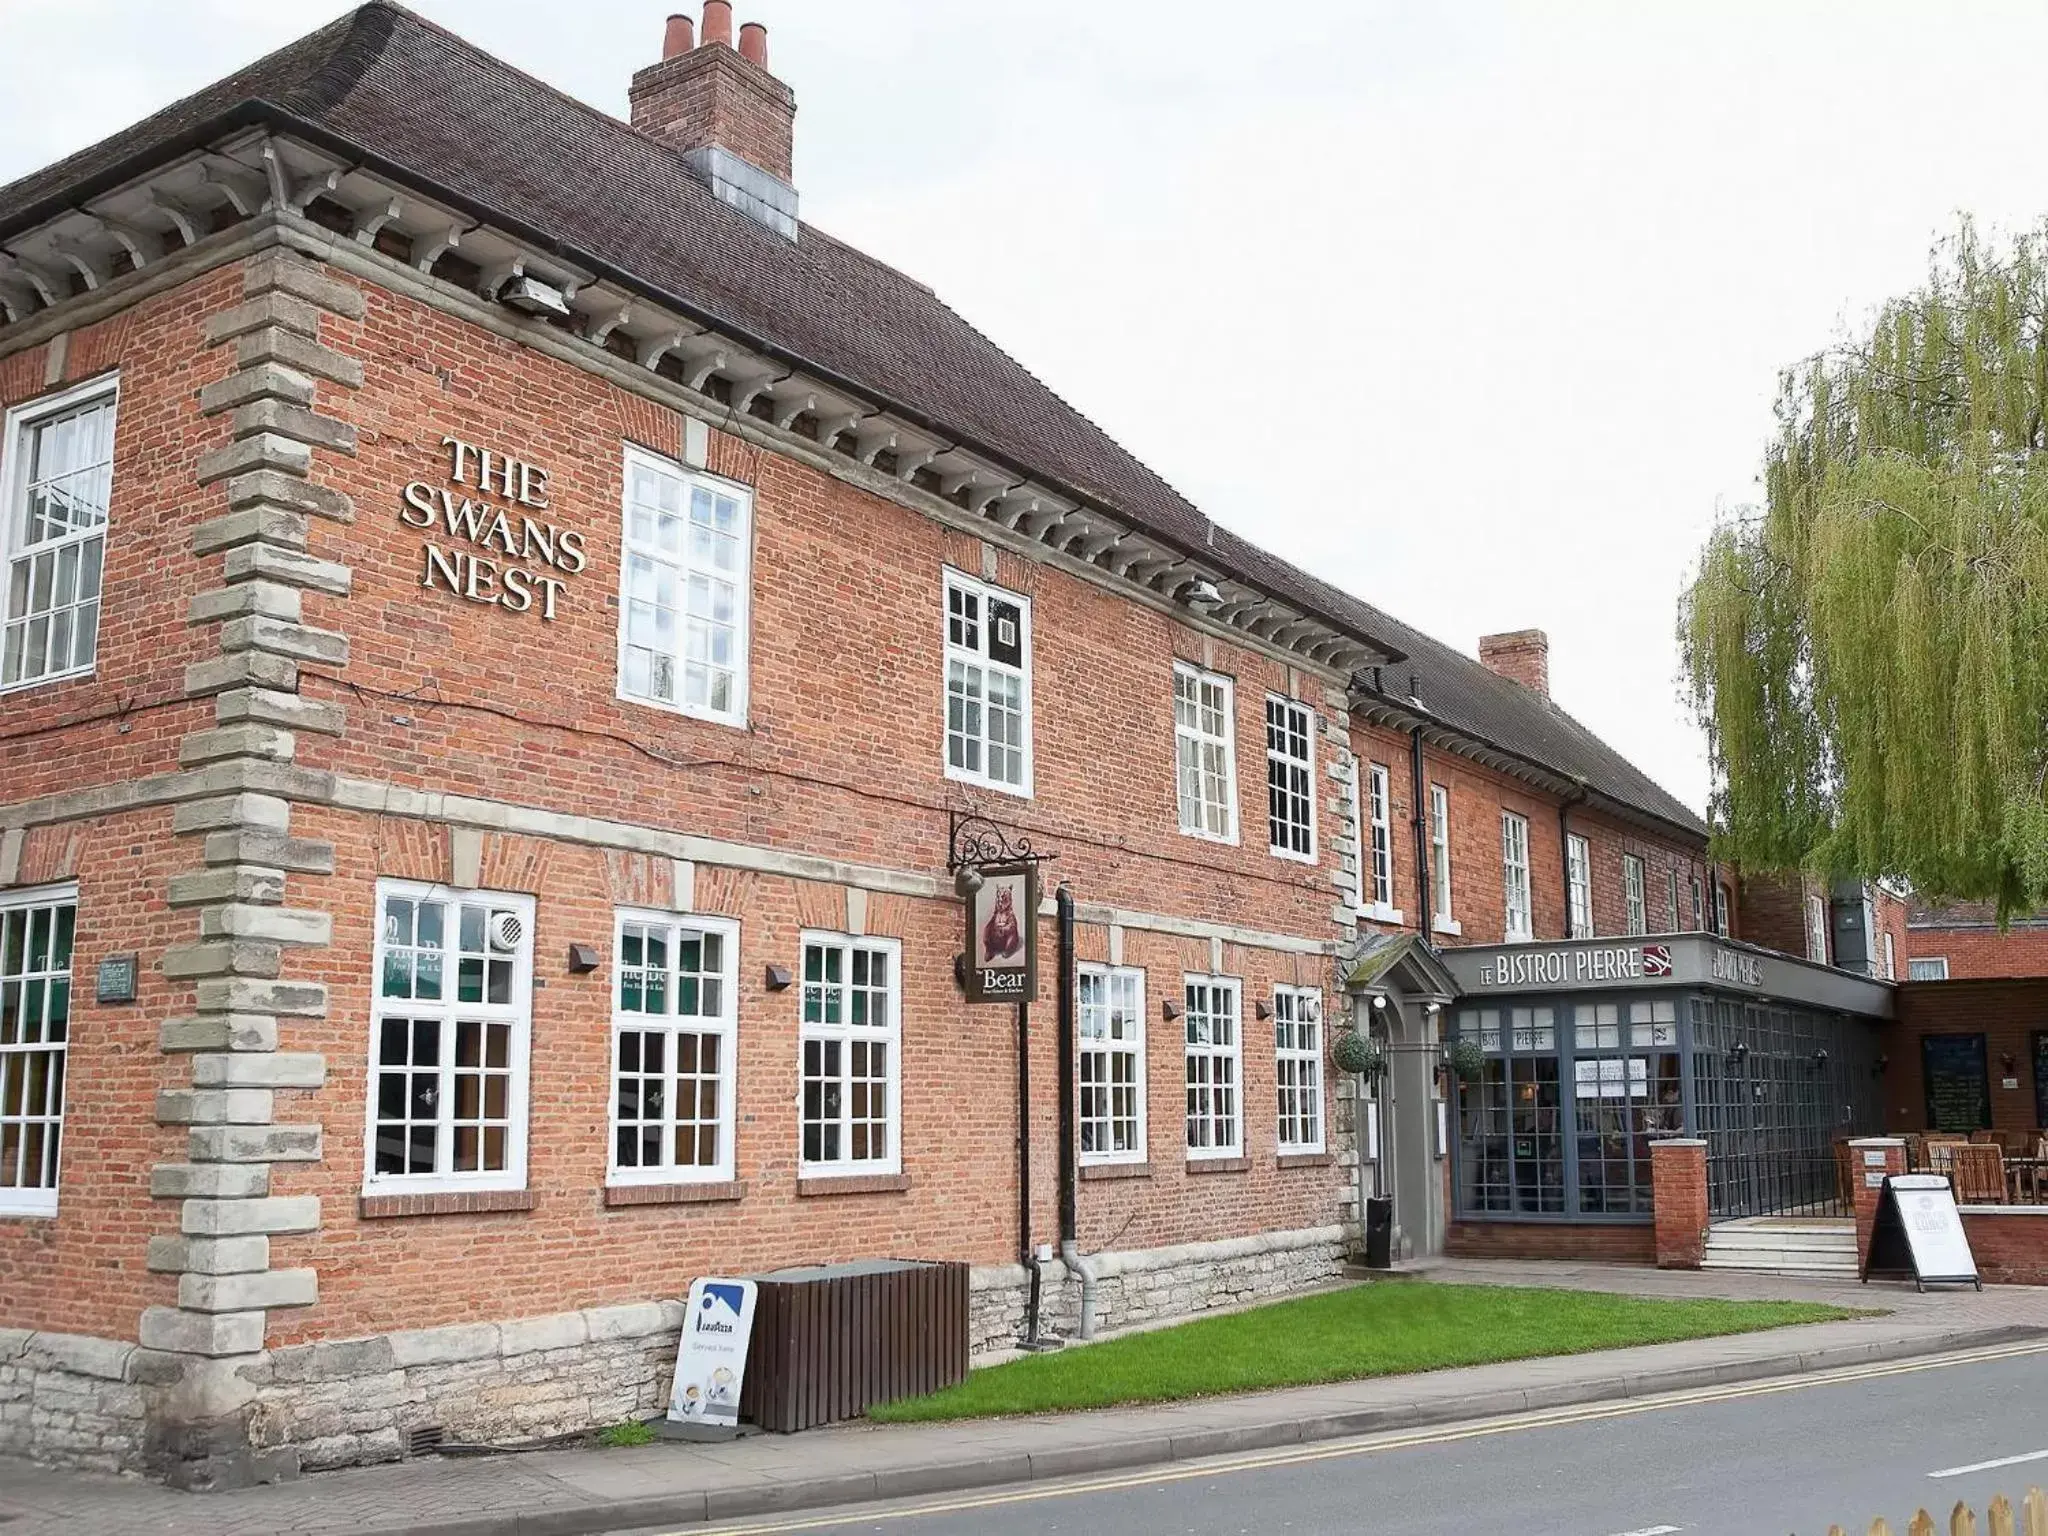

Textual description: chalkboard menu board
[1922,1033,1991,1132]
[2034,1030,2048,1130]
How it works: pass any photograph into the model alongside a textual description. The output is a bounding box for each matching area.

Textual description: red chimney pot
[661,13,695,58]
[701,0,733,46]
[738,21,769,67]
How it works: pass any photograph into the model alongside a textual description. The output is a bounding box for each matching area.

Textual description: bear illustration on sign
[982,884,1023,962]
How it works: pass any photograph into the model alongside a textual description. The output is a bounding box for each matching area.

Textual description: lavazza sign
[400,436,588,620]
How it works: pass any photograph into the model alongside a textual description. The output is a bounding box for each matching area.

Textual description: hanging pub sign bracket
[948,813,1054,1005]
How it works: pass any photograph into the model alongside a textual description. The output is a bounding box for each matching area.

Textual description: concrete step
[1705,1233,1858,1256]
[1702,1256,1861,1276]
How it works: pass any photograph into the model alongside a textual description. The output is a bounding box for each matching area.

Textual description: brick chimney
[629,6,799,239]
[1478,630,1550,698]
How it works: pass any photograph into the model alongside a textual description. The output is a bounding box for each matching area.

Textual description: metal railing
[1707,1143,1851,1220]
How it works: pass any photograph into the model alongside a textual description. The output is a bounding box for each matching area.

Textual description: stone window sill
[796,1173,911,1197]
[605,1180,745,1208]
[1186,1156,1250,1175]
[1276,1152,1333,1169]
[358,1189,536,1220]
[1080,1161,1152,1182]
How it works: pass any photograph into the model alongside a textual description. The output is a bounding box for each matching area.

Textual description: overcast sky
[7,1,2046,814]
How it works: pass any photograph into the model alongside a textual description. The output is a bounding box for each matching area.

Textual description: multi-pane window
[618,446,751,725]
[799,934,900,1174]
[1429,783,1453,927]
[367,883,533,1191]
[1273,985,1323,1152]
[1690,876,1705,932]
[2,379,115,691]
[1455,1005,1562,1215]
[1502,813,1533,941]
[1716,881,1733,937]
[1623,855,1646,937]
[1909,957,1950,981]
[1264,696,1315,860]
[0,886,72,1216]
[1566,834,1592,939]
[611,912,737,1184]
[944,572,1031,793]
[1183,976,1241,1157]
[1078,965,1145,1163]
[1666,869,1681,933]
[1571,1000,1682,1215]
[1882,931,1897,981]
[1174,665,1236,842]
[1366,763,1394,911]
[1805,893,1829,963]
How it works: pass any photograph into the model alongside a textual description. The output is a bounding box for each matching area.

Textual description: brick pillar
[1650,1137,1709,1268]
[1848,1137,1906,1270]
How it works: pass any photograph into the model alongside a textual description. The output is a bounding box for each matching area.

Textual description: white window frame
[1908,956,1950,981]
[1183,974,1242,1159]
[1361,762,1402,923]
[364,880,535,1196]
[1273,984,1324,1154]
[1429,783,1458,935]
[797,931,902,1177]
[0,882,74,1218]
[1622,854,1646,938]
[1882,930,1897,981]
[1666,868,1680,933]
[1078,964,1146,1165]
[1805,892,1829,963]
[1566,834,1593,939]
[608,909,740,1187]
[1173,663,1238,844]
[1,375,118,694]
[943,569,1033,797]
[1264,695,1316,862]
[616,443,753,728]
[1715,881,1733,938]
[1502,812,1533,942]
[1690,876,1705,932]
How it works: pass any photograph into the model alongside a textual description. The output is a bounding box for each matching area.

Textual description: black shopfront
[1438,937,1894,1224]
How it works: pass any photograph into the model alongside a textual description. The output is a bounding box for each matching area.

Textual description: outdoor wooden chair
[1925,1138,1967,1176]
[1949,1142,2007,1205]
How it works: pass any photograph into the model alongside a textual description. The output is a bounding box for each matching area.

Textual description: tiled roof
[1909,900,2048,929]
[0,2,1706,841]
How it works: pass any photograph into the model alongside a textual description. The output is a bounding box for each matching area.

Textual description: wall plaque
[95,953,137,1005]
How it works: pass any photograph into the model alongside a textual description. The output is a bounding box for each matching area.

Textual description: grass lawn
[869,1282,1862,1423]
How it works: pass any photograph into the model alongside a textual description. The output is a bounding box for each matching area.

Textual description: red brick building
[0,4,1829,1486]
[1905,901,2048,981]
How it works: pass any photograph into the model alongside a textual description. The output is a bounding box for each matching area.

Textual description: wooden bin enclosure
[739,1258,970,1432]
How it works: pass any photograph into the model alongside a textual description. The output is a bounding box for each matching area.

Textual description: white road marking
[1601,1526,1683,1535]
[1929,1447,2048,1480]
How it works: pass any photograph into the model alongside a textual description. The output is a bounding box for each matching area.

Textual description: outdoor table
[2003,1156,2048,1204]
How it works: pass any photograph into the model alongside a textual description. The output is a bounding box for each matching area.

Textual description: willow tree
[1682,219,2048,915]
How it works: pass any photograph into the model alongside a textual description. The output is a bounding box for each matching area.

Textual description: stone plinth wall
[248,1300,684,1470]
[968,1225,1349,1357]
[0,1329,152,1473]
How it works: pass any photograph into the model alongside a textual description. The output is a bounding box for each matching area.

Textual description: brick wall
[1907,921,2048,980]
[1960,1210,2048,1285]
[1444,1221,1655,1264]
[1882,979,2048,1132]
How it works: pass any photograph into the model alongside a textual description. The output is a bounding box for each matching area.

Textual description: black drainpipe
[1016,995,1039,1344]
[1056,883,1078,1247]
[1410,723,1431,937]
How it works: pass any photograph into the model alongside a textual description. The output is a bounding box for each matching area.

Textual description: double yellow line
[685,1339,2048,1535]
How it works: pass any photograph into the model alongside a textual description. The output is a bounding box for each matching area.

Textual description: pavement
[5,1259,2047,1536]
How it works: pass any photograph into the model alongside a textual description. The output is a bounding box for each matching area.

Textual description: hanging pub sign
[964,861,1039,1004]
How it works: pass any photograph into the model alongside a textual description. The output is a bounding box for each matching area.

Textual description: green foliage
[596,1418,657,1447]
[868,1283,1855,1422]
[1683,217,2048,913]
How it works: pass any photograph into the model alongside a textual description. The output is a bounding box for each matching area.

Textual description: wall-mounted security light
[1728,1041,1749,1066]
[1178,578,1223,613]
[498,273,572,319]
[953,866,985,898]
[1811,1048,1829,1072]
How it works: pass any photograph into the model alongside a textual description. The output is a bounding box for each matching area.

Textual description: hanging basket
[1331,1029,1385,1077]
[1443,1037,1486,1084]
